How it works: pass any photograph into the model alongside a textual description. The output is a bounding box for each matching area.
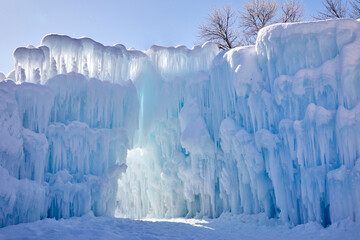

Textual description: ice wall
[1,19,360,228]
[0,75,138,227]
[116,19,360,226]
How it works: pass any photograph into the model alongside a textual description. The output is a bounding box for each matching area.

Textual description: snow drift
[1,19,360,228]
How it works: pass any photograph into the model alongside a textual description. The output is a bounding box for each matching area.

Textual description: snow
[0,213,359,240]
[1,18,360,234]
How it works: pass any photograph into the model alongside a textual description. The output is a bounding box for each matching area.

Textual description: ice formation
[1,19,360,228]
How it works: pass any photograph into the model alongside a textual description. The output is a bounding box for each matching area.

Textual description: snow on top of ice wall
[13,34,219,84]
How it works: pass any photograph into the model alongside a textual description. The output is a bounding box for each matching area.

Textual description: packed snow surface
[0,213,359,240]
[1,19,360,232]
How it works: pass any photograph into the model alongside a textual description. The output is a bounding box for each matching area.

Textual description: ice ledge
[13,34,219,84]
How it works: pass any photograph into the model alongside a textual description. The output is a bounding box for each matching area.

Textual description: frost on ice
[1,19,360,228]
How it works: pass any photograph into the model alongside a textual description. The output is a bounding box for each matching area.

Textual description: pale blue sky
[0,0,323,74]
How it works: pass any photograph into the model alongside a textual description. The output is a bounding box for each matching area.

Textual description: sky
[0,0,323,74]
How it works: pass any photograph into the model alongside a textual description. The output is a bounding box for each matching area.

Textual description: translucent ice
[1,19,360,228]
[0,74,136,227]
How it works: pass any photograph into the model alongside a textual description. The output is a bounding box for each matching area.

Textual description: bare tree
[279,0,305,23]
[316,0,348,19]
[239,0,278,44]
[198,6,240,50]
[350,0,360,18]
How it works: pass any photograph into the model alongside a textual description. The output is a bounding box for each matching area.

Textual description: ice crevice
[1,19,360,227]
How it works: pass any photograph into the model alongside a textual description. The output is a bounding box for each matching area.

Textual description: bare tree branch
[198,5,240,50]
[316,0,348,19]
[350,0,360,18]
[239,0,278,45]
[279,0,305,23]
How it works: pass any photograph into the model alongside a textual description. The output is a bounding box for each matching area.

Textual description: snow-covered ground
[0,213,359,240]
